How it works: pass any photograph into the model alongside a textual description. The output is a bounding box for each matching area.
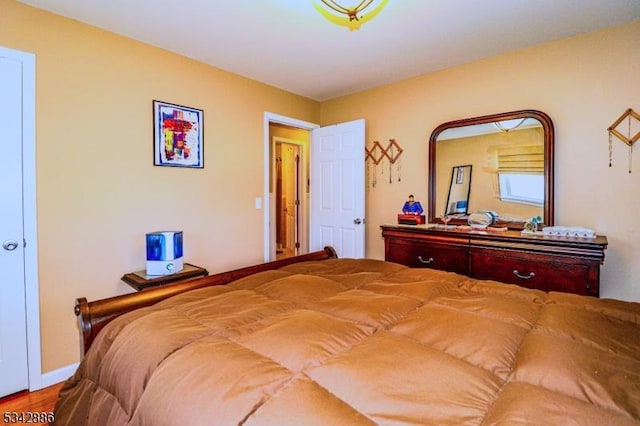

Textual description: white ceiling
[18,0,640,101]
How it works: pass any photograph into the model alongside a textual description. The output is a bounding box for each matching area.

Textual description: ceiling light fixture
[313,0,388,31]
[493,118,528,133]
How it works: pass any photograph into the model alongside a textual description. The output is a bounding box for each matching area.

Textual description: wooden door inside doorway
[275,142,300,259]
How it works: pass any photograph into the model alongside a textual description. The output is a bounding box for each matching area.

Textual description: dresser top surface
[380,223,608,247]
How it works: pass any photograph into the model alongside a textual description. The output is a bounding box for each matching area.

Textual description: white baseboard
[32,363,79,391]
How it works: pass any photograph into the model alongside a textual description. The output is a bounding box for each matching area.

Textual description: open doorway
[264,113,366,261]
[267,121,312,261]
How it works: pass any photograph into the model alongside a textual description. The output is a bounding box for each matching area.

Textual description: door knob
[3,240,19,251]
[353,218,362,225]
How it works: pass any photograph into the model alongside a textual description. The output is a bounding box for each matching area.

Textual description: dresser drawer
[386,238,469,275]
[469,250,590,295]
[381,225,606,297]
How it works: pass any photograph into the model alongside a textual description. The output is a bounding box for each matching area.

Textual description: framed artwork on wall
[153,100,204,168]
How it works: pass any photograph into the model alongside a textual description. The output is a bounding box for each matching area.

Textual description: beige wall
[0,0,320,372]
[321,21,640,303]
[2,0,639,375]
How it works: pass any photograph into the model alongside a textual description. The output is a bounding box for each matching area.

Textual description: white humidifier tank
[146,231,184,276]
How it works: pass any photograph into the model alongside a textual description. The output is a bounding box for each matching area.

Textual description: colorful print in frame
[153,100,203,168]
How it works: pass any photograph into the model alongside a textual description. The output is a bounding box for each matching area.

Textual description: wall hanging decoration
[365,139,404,187]
[607,108,639,173]
[365,140,382,187]
[153,100,204,168]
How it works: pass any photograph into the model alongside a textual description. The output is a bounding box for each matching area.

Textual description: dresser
[380,224,607,297]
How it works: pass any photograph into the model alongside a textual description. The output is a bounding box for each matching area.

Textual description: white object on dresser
[542,226,595,238]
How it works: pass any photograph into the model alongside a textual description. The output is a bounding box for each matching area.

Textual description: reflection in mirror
[444,165,472,216]
[428,110,554,229]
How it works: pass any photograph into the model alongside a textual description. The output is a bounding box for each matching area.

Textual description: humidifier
[146,231,184,276]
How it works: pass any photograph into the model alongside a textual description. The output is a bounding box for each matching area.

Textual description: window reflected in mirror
[498,173,544,206]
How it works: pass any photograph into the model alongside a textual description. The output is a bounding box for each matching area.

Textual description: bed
[54,247,640,425]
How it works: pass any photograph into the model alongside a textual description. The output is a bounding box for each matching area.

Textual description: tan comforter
[54,259,640,425]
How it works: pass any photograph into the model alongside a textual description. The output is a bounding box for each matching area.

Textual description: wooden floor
[0,382,63,423]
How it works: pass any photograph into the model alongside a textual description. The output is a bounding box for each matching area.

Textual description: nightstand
[121,263,209,291]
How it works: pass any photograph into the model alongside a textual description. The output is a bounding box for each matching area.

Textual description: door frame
[263,113,319,262]
[0,46,42,391]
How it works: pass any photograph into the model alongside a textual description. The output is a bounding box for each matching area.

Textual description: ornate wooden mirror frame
[428,109,555,229]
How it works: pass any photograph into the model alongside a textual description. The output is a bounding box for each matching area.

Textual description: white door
[0,54,29,397]
[310,119,366,258]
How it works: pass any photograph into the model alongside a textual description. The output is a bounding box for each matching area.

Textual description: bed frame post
[74,297,91,356]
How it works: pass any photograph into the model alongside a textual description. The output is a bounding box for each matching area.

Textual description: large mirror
[428,110,554,228]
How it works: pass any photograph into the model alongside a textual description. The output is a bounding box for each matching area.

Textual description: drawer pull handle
[418,256,434,264]
[513,270,536,280]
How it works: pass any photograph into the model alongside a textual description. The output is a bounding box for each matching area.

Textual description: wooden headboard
[74,246,338,356]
